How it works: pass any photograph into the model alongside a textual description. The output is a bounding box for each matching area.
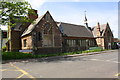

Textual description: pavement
[1,49,120,79]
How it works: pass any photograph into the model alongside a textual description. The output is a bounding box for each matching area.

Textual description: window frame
[23,39,27,47]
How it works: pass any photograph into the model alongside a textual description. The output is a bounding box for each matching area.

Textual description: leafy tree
[0,0,35,27]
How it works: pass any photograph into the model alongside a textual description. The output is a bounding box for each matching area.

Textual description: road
[1,50,119,79]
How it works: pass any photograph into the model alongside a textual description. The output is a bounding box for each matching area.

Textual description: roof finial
[107,22,109,25]
[84,11,89,29]
[97,22,100,31]
[84,11,87,22]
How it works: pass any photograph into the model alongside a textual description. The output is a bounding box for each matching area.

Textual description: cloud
[26,0,46,9]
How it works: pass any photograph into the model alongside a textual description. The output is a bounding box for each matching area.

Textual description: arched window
[42,23,53,47]
[43,23,52,34]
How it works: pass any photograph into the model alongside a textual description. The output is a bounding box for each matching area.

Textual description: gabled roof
[21,15,43,37]
[13,23,22,31]
[10,16,23,31]
[92,24,107,37]
[57,22,94,38]
[21,11,54,37]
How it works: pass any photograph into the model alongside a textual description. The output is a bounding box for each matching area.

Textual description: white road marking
[106,58,118,61]
[90,59,119,63]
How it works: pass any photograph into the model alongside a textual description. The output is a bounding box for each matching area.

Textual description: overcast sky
[1,0,119,38]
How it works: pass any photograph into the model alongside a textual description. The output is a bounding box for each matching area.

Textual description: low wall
[62,46,87,53]
[20,46,88,54]
[35,47,62,54]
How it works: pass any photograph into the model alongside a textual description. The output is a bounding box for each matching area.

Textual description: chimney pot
[28,9,38,20]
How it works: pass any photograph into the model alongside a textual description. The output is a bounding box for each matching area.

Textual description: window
[66,40,69,46]
[66,40,76,47]
[45,14,50,20]
[23,39,27,47]
[38,32,42,41]
[81,40,84,46]
[73,40,76,46]
[44,23,51,34]
[79,40,81,46]
[43,35,53,47]
[2,31,7,38]
[42,24,53,47]
[45,24,49,28]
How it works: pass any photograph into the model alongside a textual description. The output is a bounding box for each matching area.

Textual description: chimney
[97,22,100,31]
[28,9,38,20]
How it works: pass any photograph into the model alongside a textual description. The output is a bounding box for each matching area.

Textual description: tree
[0,0,35,27]
[0,0,36,52]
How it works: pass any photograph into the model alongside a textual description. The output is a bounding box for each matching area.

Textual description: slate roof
[21,15,44,37]
[13,23,22,31]
[21,11,94,38]
[92,24,107,37]
[57,22,94,38]
[10,16,24,31]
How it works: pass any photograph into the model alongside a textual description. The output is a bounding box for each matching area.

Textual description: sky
[1,0,119,38]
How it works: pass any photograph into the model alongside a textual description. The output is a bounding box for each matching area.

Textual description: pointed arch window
[42,23,54,47]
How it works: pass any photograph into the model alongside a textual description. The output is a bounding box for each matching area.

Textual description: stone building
[92,22,114,49]
[57,22,96,52]
[6,9,114,54]
[21,11,62,54]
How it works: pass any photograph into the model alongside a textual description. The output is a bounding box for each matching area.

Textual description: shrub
[2,46,7,52]
[2,52,33,60]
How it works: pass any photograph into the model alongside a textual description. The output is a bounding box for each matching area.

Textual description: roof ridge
[57,21,85,27]
[21,15,45,37]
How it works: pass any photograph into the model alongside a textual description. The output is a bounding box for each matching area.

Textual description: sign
[19,50,33,53]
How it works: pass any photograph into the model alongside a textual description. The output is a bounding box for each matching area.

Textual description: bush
[2,52,33,60]
[2,46,7,52]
